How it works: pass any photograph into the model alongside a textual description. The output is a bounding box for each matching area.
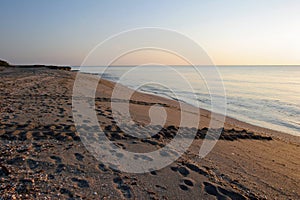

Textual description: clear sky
[0,0,300,66]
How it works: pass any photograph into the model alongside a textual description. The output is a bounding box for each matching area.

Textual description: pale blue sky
[0,0,300,65]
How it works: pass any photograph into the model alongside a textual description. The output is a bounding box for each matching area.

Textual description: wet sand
[0,66,299,199]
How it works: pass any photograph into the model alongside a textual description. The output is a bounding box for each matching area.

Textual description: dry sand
[0,67,299,199]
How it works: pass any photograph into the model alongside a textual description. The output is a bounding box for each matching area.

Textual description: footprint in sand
[177,166,190,177]
[71,177,90,188]
[74,153,84,161]
[133,154,153,161]
[184,162,208,176]
[141,139,160,146]
[98,163,109,172]
[56,164,66,173]
[150,170,157,176]
[203,181,247,200]
[155,184,166,190]
[179,184,189,191]
[27,159,39,170]
[179,178,195,191]
[113,176,133,199]
[60,188,74,198]
[7,156,25,165]
[182,178,194,187]
[50,155,62,164]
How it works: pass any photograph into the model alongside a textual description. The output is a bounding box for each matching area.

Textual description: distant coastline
[0,59,71,71]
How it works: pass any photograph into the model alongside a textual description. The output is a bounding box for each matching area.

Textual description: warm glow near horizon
[111,50,190,66]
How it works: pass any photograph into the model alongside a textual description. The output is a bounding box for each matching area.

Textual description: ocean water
[73,66,300,136]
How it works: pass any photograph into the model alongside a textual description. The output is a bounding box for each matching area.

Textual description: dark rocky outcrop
[46,65,71,71]
[0,59,10,66]
[14,65,71,71]
[0,59,71,71]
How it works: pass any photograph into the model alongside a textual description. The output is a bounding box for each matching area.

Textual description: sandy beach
[0,66,299,199]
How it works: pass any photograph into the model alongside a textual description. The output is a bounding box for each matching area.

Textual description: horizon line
[77,64,300,67]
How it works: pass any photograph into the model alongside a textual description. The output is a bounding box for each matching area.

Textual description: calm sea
[73,66,300,136]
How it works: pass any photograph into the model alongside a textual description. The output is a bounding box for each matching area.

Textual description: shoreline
[73,66,299,141]
[94,72,300,145]
[0,66,299,199]
[137,89,300,143]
